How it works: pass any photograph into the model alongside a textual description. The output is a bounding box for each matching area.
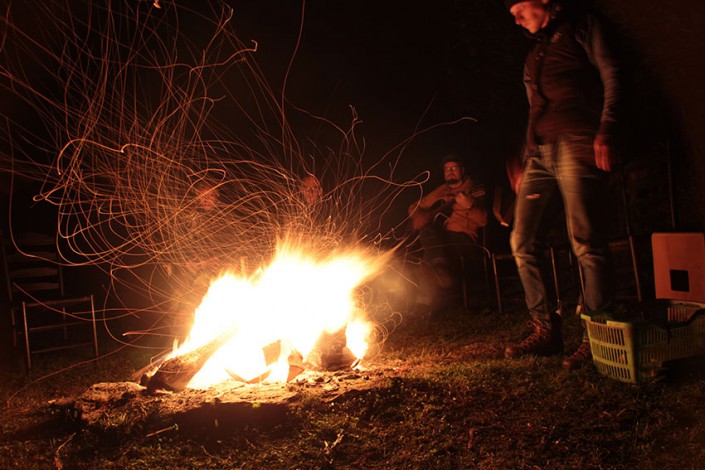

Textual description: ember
[144,240,386,391]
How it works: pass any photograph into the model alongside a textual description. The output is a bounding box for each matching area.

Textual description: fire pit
[51,363,399,436]
[138,241,388,392]
[47,241,396,437]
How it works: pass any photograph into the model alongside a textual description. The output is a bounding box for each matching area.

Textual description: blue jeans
[510,134,614,334]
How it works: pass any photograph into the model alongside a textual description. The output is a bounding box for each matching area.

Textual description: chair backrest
[622,158,676,236]
[1,232,65,305]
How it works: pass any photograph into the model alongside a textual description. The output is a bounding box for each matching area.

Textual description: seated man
[408,154,488,306]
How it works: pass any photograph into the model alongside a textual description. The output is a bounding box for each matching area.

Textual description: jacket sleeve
[523,63,533,107]
[577,14,622,140]
[408,184,444,215]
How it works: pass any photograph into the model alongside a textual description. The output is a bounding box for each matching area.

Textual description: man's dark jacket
[523,3,621,157]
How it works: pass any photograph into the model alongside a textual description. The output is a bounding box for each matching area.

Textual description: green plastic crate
[582,301,705,383]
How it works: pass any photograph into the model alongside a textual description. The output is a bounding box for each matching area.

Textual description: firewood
[308,329,356,370]
[145,328,236,392]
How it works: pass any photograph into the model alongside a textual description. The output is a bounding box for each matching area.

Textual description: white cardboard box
[652,232,705,302]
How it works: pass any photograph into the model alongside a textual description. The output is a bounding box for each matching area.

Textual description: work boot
[562,340,592,371]
[505,316,564,359]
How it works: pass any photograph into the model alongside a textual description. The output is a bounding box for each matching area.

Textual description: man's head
[194,178,220,212]
[505,0,551,34]
[441,154,465,186]
[300,174,323,206]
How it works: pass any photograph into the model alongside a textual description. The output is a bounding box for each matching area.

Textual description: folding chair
[1,232,99,372]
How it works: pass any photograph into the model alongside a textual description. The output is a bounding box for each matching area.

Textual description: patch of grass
[1,307,705,469]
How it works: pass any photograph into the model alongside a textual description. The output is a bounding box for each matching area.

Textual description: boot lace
[516,321,551,350]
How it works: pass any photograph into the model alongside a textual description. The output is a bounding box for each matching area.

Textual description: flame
[169,240,385,388]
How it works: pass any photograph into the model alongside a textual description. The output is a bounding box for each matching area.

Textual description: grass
[1,305,704,469]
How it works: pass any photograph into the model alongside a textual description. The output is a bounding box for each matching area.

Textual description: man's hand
[454,191,473,210]
[506,157,524,194]
[594,134,617,172]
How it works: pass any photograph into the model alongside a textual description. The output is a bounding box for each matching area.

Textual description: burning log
[143,327,360,392]
[225,341,306,383]
[145,328,236,392]
[308,329,357,371]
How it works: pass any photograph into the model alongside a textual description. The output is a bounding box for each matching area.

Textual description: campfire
[143,240,386,392]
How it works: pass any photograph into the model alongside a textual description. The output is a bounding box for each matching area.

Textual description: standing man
[503,0,621,370]
[409,154,487,304]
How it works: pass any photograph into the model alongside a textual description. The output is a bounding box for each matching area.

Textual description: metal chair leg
[627,235,643,302]
[21,301,31,372]
[491,254,504,314]
[460,255,469,310]
[90,294,99,360]
[549,246,563,314]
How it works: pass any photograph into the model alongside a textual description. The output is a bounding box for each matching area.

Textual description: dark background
[219,0,705,228]
[229,0,528,192]
[3,0,704,232]
[2,0,705,358]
